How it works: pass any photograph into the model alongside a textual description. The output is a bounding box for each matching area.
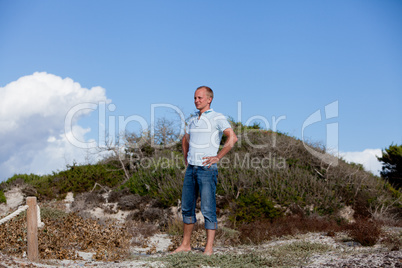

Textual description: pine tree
[377,144,402,189]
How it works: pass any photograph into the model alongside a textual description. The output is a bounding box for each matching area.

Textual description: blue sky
[0,0,401,180]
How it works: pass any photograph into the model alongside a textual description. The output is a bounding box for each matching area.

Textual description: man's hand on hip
[202,156,220,168]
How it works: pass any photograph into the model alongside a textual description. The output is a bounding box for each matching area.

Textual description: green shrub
[123,165,183,207]
[230,192,282,223]
[1,164,125,200]
[55,164,124,194]
[0,190,6,204]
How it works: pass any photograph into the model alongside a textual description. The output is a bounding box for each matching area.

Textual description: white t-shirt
[186,109,232,166]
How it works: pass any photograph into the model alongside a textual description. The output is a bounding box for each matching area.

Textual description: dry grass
[124,220,159,247]
[381,230,402,251]
[237,215,344,244]
[263,240,334,267]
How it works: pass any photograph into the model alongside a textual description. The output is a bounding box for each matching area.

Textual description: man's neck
[198,106,211,118]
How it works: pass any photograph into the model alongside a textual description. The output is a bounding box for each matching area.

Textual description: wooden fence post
[26,197,39,262]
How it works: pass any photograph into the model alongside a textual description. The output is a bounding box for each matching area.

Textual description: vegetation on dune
[0,163,125,200]
[1,119,400,223]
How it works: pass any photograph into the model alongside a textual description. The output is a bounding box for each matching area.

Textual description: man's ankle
[203,248,213,255]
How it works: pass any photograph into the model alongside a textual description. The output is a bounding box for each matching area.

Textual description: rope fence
[0,197,43,261]
[0,204,44,228]
[0,205,28,225]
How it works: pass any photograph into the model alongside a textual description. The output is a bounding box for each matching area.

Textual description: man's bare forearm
[182,134,190,165]
[217,130,238,160]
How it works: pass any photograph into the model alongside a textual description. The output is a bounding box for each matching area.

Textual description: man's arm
[182,133,190,166]
[202,128,238,167]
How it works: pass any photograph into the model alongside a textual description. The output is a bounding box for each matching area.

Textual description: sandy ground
[0,233,401,267]
[0,188,24,216]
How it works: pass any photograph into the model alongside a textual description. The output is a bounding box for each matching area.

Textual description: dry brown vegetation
[236,215,344,244]
[0,207,130,261]
[346,218,383,246]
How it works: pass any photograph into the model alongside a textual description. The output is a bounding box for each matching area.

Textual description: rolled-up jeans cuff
[205,222,218,230]
[183,215,197,225]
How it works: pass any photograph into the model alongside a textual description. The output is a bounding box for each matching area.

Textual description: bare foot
[203,249,213,256]
[170,245,191,254]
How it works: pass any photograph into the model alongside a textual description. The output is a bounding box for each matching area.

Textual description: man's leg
[172,165,198,253]
[204,229,216,255]
[198,164,218,255]
[173,223,194,253]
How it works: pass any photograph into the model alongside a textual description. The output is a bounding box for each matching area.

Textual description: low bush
[54,164,124,195]
[229,192,282,224]
[127,207,171,230]
[123,166,184,207]
[347,218,382,246]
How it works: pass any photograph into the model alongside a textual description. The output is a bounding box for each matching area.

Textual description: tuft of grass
[264,240,334,267]
[0,190,6,204]
[154,252,272,268]
[125,220,159,247]
[166,217,184,236]
[381,230,402,251]
[216,226,241,246]
[157,240,334,268]
[39,207,67,220]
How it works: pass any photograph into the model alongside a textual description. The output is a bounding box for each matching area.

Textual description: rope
[0,205,28,225]
[0,204,45,228]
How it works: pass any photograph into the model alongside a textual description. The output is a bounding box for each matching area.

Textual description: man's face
[194,88,211,111]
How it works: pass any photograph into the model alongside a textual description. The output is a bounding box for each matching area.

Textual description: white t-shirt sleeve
[215,114,232,132]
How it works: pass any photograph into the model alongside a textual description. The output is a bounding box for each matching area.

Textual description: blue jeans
[182,164,218,230]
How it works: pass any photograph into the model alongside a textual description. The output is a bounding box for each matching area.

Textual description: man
[172,86,238,255]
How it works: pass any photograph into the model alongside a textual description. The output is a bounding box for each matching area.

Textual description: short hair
[196,86,214,100]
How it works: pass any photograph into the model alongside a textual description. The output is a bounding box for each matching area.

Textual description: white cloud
[340,149,383,176]
[0,72,110,181]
